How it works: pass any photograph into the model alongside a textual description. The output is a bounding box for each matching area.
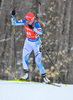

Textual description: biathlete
[11,10,50,83]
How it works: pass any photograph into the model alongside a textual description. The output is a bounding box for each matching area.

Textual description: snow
[0,81,73,100]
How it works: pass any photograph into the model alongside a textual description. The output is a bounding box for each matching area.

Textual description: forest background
[0,0,73,84]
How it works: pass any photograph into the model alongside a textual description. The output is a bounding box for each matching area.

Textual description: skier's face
[26,17,34,25]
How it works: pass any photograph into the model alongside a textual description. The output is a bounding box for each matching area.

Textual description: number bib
[25,25,37,39]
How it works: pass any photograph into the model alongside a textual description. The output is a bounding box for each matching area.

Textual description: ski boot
[42,74,51,84]
[20,70,29,80]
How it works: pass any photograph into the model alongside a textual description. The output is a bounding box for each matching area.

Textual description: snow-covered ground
[0,80,73,100]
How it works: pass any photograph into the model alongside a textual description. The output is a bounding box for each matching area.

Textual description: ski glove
[12,10,15,15]
[28,25,34,29]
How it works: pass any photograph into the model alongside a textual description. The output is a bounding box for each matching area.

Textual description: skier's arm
[11,10,26,26]
[11,15,26,26]
[34,22,42,35]
[28,22,43,35]
[33,27,42,35]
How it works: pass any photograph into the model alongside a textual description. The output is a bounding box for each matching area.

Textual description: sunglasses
[26,18,34,23]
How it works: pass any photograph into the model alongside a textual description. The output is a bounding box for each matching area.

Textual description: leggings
[22,38,45,74]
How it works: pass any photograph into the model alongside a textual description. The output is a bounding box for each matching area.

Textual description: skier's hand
[12,10,15,15]
[28,25,34,29]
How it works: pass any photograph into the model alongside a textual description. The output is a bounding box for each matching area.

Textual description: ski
[2,79,40,83]
[19,79,61,87]
[2,79,61,87]
[19,79,41,83]
[50,83,61,87]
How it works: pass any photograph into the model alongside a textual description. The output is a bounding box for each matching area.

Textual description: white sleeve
[33,27,43,35]
[11,15,26,26]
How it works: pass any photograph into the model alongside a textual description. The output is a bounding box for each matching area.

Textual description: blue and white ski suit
[11,15,45,74]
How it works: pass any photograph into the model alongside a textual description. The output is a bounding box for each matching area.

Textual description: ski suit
[11,15,45,74]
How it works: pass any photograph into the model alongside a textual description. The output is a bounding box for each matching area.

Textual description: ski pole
[38,1,41,20]
[13,19,17,80]
[45,51,65,83]
[35,1,45,27]
[38,2,45,27]
[13,0,17,80]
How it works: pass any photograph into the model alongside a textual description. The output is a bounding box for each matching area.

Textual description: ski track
[0,81,73,100]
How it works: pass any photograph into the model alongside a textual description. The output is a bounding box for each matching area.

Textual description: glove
[12,10,15,15]
[28,25,34,29]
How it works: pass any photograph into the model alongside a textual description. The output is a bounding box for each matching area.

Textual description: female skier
[11,10,50,83]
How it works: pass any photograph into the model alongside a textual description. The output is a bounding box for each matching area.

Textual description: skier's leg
[32,41,45,74]
[23,48,30,71]
[35,48,45,74]
[33,43,50,83]
[23,39,32,70]
[35,51,50,83]
[21,39,32,79]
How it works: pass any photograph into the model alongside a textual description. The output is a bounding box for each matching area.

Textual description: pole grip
[39,1,41,5]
